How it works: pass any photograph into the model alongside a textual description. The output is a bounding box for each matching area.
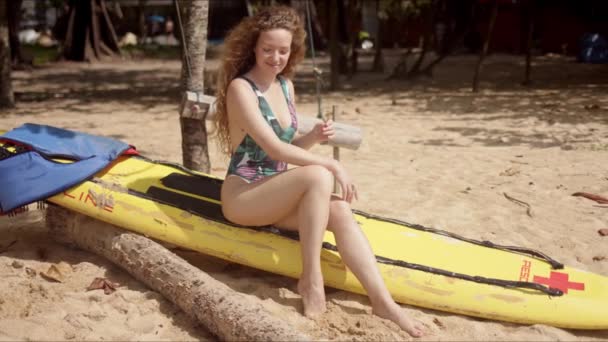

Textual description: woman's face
[254,29,292,76]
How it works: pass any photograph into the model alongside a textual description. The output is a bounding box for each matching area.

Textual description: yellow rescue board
[35,155,608,330]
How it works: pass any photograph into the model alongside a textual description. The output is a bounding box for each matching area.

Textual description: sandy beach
[1,52,608,341]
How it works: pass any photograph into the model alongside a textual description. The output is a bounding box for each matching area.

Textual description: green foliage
[46,0,65,9]
[21,45,60,66]
[120,45,181,60]
[378,0,434,20]
[21,44,183,65]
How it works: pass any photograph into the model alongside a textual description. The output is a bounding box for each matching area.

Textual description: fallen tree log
[46,204,309,341]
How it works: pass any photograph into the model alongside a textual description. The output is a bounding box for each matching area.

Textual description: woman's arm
[285,79,335,150]
[292,119,335,150]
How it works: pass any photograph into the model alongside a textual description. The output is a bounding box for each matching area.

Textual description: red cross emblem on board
[533,271,585,294]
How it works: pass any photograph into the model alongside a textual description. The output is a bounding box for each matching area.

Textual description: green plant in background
[120,45,181,60]
[21,45,60,66]
[380,0,432,20]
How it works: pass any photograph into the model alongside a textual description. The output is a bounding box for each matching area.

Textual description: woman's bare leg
[221,165,333,316]
[328,198,424,337]
[224,169,424,333]
[276,196,425,337]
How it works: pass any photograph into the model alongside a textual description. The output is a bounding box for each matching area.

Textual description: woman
[214,6,424,337]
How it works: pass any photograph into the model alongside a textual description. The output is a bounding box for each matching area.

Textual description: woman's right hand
[328,160,358,203]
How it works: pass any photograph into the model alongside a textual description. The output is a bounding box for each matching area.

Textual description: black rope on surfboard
[319,242,563,297]
[352,209,564,270]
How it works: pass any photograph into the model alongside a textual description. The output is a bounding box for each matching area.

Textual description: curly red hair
[214,5,307,154]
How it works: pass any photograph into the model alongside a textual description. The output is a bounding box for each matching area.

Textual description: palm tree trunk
[7,0,25,65]
[0,1,14,108]
[179,0,210,172]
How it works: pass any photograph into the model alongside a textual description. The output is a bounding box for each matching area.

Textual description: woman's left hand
[312,119,335,143]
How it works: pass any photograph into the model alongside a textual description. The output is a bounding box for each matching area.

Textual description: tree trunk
[388,49,411,80]
[418,0,476,77]
[329,0,340,90]
[61,0,120,62]
[179,0,211,173]
[522,0,534,86]
[90,0,102,58]
[7,0,29,66]
[46,205,310,341]
[419,28,468,76]
[0,1,14,108]
[347,0,360,78]
[98,0,120,53]
[137,0,147,42]
[407,0,442,77]
[371,0,384,72]
[472,0,498,92]
[387,18,411,80]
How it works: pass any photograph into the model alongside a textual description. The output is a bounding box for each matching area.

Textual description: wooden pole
[472,0,499,93]
[332,105,340,194]
[46,205,310,341]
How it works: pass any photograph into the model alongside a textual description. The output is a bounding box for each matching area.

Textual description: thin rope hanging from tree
[174,0,192,80]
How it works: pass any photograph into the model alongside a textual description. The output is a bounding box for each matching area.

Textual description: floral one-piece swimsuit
[226,75,298,183]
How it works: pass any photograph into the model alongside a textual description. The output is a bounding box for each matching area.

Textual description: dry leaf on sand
[86,277,120,295]
[40,261,73,283]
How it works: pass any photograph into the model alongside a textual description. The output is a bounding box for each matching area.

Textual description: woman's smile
[255,29,292,74]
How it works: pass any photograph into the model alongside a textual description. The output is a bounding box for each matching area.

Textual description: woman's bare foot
[373,302,425,337]
[297,278,327,317]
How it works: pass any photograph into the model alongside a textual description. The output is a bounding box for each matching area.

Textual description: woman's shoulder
[226,77,258,106]
[228,77,250,90]
[227,77,255,97]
